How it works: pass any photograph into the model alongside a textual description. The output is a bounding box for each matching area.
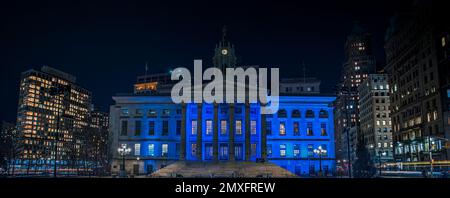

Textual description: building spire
[222,25,227,41]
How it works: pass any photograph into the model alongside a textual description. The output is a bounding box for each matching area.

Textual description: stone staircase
[150,161,298,178]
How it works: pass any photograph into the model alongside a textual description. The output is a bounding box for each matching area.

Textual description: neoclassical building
[109,32,336,176]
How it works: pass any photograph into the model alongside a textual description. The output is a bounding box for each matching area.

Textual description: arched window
[292,110,301,118]
[278,109,287,118]
[306,110,315,118]
[319,109,329,118]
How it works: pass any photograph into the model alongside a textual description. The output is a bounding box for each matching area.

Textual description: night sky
[0,0,412,122]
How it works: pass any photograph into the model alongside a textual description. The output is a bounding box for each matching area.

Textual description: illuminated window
[206,120,212,135]
[293,122,300,136]
[307,144,314,157]
[161,144,168,157]
[148,109,157,117]
[251,120,257,135]
[280,144,286,157]
[134,143,141,156]
[148,144,155,156]
[279,122,286,136]
[121,109,129,116]
[236,120,242,135]
[220,120,227,135]
[321,123,327,136]
[293,144,300,157]
[191,120,197,135]
[307,122,313,136]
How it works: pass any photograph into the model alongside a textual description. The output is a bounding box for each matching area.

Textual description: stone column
[228,104,235,161]
[245,102,251,161]
[261,113,267,162]
[196,104,203,161]
[213,103,219,161]
[180,103,186,160]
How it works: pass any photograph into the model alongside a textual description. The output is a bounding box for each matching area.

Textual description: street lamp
[314,146,327,176]
[117,144,131,178]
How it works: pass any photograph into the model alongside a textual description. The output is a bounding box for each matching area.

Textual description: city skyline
[0,0,410,123]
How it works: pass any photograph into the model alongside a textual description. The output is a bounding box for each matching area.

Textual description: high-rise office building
[15,66,92,175]
[334,23,376,168]
[358,74,393,163]
[385,1,450,163]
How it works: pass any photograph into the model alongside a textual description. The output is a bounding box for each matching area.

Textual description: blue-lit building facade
[110,32,336,176]
[110,95,336,176]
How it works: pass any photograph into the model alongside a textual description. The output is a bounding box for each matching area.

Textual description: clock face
[221,49,228,55]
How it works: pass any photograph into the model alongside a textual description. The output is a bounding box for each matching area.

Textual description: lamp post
[117,144,131,178]
[377,150,386,177]
[314,146,327,176]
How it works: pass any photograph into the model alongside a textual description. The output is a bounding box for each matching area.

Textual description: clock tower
[213,26,237,72]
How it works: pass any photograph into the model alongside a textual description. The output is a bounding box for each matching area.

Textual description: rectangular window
[176,120,181,135]
[219,144,228,160]
[251,120,257,135]
[293,122,300,136]
[236,120,242,135]
[294,144,300,157]
[280,144,286,157]
[148,121,155,135]
[121,120,128,136]
[205,143,213,160]
[321,123,327,136]
[307,122,313,136]
[148,109,157,117]
[307,144,314,157]
[267,144,272,157]
[121,109,129,116]
[191,143,197,157]
[220,120,227,135]
[135,120,141,136]
[206,120,212,135]
[135,109,143,117]
[162,109,170,117]
[251,143,257,157]
[134,143,141,156]
[176,143,180,157]
[161,144,168,157]
[148,144,155,156]
[191,120,197,135]
[162,121,169,136]
[279,122,286,136]
[266,121,272,135]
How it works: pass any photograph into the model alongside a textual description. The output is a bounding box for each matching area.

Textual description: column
[213,103,219,161]
[196,104,203,161]
[261,113,267,162]
[245,102,251,161]
[228,104,235,161]
[180,103,186,160]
